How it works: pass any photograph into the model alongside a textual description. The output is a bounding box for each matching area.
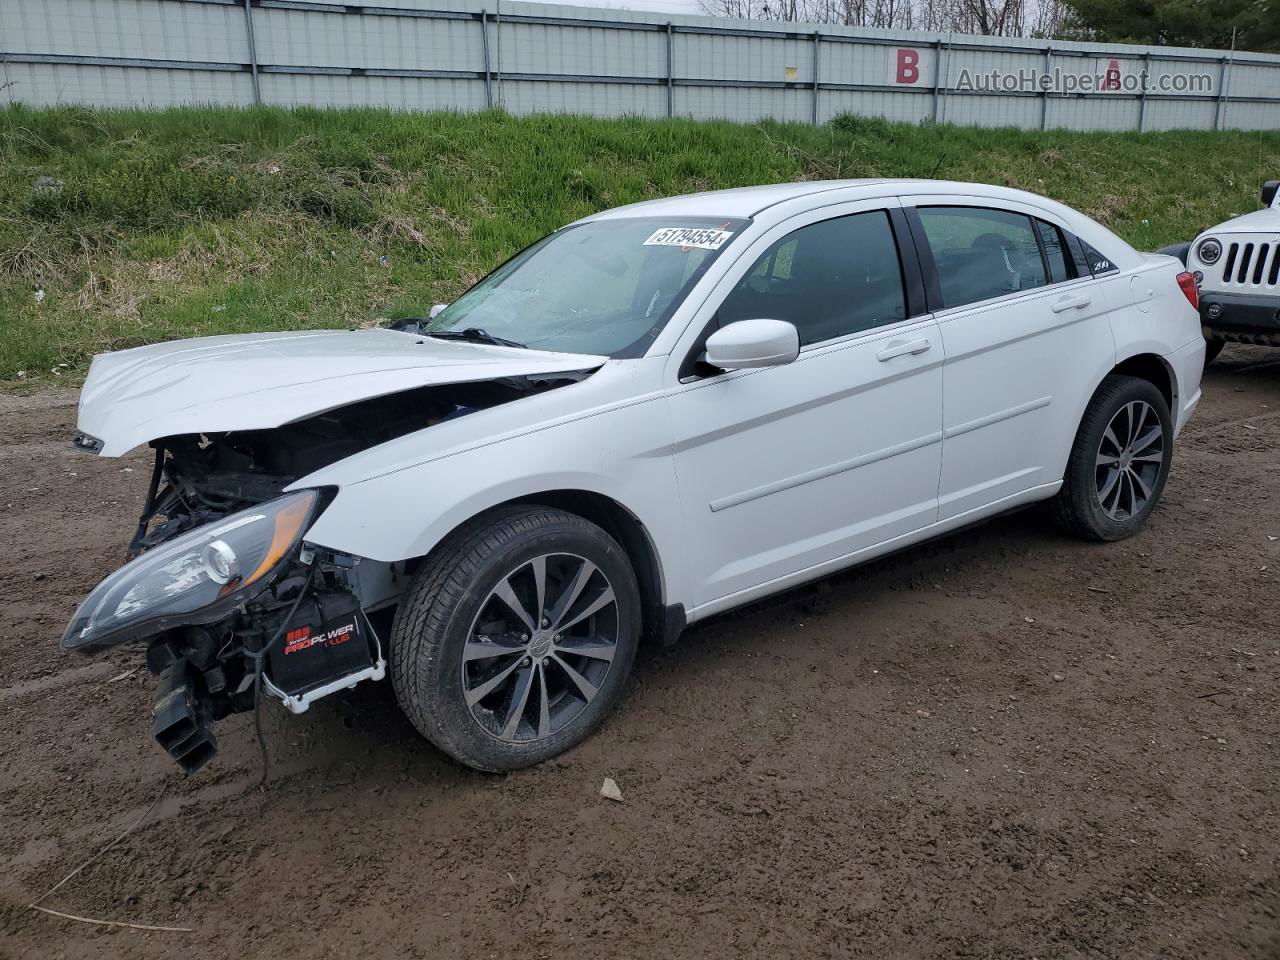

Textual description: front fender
[299,398,688,606]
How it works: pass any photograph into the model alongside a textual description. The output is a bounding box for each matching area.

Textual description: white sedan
[64,179,1205,774]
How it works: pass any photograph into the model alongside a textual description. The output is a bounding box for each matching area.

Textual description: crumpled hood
[76,328,606,457]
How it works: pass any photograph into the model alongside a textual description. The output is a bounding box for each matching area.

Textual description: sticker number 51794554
[643,227,734,250]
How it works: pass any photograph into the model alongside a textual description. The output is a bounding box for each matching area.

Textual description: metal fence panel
[1142,98,1219,132]
[820,90,925,125]
[944,93,1043,129]
[503,79,662,116]
[7,0,246,61]
[2,0,1278,131]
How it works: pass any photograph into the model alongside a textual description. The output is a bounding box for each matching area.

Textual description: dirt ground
[1,347,1277,960]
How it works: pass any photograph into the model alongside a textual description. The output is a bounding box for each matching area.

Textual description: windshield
[426,216,749,357]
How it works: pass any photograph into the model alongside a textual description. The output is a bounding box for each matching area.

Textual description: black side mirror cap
[1262,180,1280,208]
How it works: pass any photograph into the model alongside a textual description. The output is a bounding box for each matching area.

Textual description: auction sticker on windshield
[643,227,734,250]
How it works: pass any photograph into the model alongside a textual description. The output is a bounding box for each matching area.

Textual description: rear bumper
[1199,289,1280,344]
[1167,337,1204,438]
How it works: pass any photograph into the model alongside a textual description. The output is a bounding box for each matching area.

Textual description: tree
[1059,0,1279,52]
[697,0,1068,38]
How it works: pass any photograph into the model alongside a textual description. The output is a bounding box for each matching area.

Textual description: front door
[666,202,945,613]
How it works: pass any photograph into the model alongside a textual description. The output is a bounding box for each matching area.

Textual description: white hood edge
[75,328,606,457]
[1197,207,1280,237]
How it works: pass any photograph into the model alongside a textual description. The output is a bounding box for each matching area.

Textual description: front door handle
[876,338,931,362]
[1050,294,1092,313]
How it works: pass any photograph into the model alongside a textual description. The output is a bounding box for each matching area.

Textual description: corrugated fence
[3,0,1279,131]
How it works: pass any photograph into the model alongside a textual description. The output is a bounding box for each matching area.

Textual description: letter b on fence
[897,49,920,84]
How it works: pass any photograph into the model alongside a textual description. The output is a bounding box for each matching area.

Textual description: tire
[390,506,641,772]
[1051,375,1174,542]
[1204,339,1226,367]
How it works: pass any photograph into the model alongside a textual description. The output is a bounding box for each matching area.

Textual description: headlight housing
[1196,237,1222,265]
[63,490,322,654]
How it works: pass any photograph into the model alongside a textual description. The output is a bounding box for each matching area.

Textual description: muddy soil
[1,349,1277,959]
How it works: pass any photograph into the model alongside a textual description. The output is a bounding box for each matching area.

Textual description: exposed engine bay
[74,372,588,774]
[128,376,572,554]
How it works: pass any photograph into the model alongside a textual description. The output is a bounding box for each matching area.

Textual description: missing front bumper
[147,586,386,774]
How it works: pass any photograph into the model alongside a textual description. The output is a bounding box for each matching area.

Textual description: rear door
[904,199,1114,520]
[665,200,945,611]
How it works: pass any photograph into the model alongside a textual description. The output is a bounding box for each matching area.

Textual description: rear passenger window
[1036,220,1072,284]
[717,211,907,346]
[917,207,1048,308]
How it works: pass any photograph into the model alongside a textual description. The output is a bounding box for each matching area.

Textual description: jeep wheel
[390,506,641,772]
[1052,375,1174,542]
[1204,339,1226,367]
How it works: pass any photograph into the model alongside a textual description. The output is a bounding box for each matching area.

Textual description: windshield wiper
[425,328,527,350]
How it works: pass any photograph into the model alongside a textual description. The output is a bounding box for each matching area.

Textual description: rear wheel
[1052,375,1173,541]
[390,507,641,772]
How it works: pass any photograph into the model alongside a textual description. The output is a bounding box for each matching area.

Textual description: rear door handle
[876,338,931,362]
[1050,294,1092,313]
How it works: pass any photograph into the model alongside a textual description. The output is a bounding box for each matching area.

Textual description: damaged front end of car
[62,485,386,773]
[63,366,594,774]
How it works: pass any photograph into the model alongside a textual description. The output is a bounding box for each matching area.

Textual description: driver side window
[717,211,907,347]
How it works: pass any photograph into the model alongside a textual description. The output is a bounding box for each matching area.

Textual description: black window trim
[1064,232,1093,277]
[1030,218,1055,282]
[907,203,1093,314]
[1032,217,1081,284]
[678,205,923,381]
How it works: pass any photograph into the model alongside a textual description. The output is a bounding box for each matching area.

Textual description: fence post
[1136,51,1149,132]
[242,0,261,105]
[1040,42,1051,130]
[494,0,502,109]
[935,38,950,124]
[1214,52,1233,130]
[931,39,943,123]
[811,31,820,125]
[666,22,674,118]
[480,10,493,109]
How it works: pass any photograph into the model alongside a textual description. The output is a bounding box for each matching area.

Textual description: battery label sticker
[643,227,733,251]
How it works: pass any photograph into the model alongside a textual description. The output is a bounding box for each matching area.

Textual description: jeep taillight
[1176,271,1199,310]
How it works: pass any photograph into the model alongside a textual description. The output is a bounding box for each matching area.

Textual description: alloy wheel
[1095,400,1164,521]
[461,553,620,743]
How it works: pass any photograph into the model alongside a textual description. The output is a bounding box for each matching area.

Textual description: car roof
[581,179,1045,221]
[578,178,1133,266]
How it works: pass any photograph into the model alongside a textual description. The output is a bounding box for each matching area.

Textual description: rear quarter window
[1079,238,1119,276]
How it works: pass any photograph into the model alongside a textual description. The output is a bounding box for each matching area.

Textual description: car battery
[266,591,373,698]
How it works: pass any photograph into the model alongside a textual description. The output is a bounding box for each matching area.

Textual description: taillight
[1176,271,1199,310]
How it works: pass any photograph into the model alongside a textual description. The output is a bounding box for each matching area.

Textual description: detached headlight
[63,490,322,654]
[1196,238,1222,265]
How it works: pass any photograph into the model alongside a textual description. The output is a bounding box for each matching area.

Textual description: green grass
[3,105,1278,387]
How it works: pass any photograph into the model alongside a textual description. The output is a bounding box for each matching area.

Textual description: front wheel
[390,506,641,772]
[1051,375,1174,541]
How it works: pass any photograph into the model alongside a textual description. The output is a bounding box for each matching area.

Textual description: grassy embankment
[2,105,1278,387]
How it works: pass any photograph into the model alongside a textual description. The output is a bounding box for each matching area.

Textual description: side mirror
[704,318,800,371]
[429,303,449,319]
[1262,180,1280,208]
